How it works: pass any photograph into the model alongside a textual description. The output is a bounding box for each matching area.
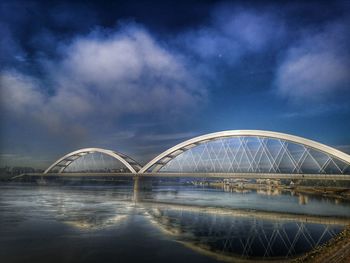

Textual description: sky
[0,0,349,168]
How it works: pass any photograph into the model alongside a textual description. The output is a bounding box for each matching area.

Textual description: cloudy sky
[0,0,349,168]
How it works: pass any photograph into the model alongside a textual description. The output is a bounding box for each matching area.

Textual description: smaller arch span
[139,130,350,174]
[44,148,141,174]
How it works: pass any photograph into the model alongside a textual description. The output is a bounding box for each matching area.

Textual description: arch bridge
[44,148,141,174]
[43,130,350,179]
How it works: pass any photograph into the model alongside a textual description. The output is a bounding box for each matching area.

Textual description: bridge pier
[133,176,153,202]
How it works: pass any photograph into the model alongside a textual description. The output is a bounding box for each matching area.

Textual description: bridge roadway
[14,172,350,181]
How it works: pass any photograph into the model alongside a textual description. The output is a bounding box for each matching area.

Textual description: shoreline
[208,182,350,201]
[292,224,350,263]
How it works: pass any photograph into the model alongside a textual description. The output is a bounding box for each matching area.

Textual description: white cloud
[0,70,44,115]
[181,8,284,64]
[215,9,285,52]
[0,25,207,136]
[53,26,206,118]
[0,70,87,136]
[275,22,350,103]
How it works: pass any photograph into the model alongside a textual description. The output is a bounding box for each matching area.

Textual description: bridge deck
[13,172,350,181]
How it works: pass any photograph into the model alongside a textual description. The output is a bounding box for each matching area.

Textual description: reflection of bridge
[45,178,348,261]
[54,181,348,262]
[60,201,346,262]
[131,177,349,261]
[54,198,347,261]
[37,130,350,180]
[144,204,345,261]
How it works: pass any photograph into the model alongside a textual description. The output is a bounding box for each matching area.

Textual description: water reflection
[0,180,349,262]
[45,188,134,231]
[63,215,128,230]
[144,204,344,261]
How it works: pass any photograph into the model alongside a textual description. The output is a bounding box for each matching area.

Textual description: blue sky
[0,0,349,167]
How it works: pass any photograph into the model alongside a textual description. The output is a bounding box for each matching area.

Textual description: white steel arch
[44,148,141,174]
[139,130,350,173]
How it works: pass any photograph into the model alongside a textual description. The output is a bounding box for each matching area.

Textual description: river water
[0,178,349,262]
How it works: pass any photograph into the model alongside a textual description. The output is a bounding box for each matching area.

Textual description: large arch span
[44,148,141,174]
[140,130,350,174]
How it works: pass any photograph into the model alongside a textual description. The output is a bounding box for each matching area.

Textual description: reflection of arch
[44,148,141,174]
[140,130,350,173]
[145,204,346,262]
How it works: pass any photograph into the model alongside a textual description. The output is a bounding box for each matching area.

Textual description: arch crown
[44,148,141,174]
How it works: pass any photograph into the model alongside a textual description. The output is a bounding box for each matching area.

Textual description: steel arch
[139,130,350,173]
[44,148,141,174]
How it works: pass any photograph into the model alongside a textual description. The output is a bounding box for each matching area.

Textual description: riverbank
[291,185,350,201]
[292,224,350,263]
[209,182,350,201]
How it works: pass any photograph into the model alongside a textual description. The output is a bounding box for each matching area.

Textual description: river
[0,178,349,262]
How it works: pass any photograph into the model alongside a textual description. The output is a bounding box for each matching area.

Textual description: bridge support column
[133,176,153,202]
